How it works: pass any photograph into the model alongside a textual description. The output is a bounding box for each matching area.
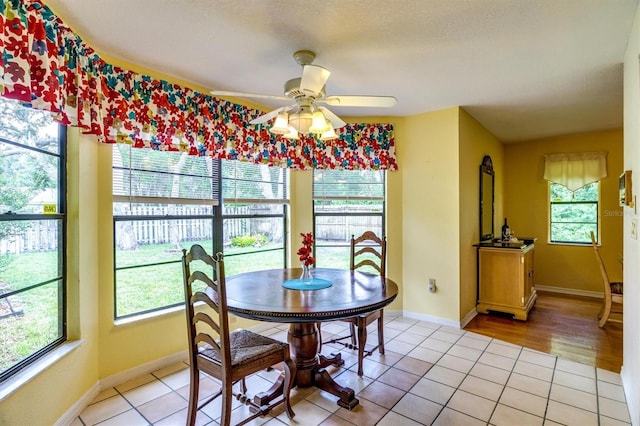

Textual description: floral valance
[0,0,397,170]
[543,152,607,191]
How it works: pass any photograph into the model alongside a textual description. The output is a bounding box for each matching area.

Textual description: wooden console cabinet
[476,241,536,320]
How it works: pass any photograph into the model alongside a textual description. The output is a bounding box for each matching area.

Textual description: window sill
[0,340,83,402]
[547,241,592,247]
[114,304,184,327]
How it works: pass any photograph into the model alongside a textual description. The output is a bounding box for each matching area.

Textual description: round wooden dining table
[225,267,399,409]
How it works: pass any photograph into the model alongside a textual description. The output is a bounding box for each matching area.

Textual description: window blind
[313,169,385,201]
[113,145,220,205]
[222,160,288,204]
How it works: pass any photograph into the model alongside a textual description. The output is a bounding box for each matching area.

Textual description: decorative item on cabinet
[501,218,511,242]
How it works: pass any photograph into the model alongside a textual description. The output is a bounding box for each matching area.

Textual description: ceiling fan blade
[300,65,331,96]
[249,106,288,125]
[212,90,289,102]
[318,106,346,129]
[250,105,296,125]
[322,95,397,108]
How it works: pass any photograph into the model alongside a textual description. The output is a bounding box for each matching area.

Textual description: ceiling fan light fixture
[320,125,338,141]
[288,111,313,133]
[283,126,300,140]
[309,110,329,134]
[269,112,290,135]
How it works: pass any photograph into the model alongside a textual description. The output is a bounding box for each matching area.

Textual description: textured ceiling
[43,0,638,142]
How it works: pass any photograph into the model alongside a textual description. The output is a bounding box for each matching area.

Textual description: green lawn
[1,250,63,372]
[0,241,364,372]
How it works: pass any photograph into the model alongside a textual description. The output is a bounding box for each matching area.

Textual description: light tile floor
[72,314,631,425]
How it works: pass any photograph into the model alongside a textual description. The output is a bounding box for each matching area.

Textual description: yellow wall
[459,109,504,320]
[400,107,460,321]
[289,169,313,268]
[385,119,405,312]
[399,106,504,323]
[504,130,623,293]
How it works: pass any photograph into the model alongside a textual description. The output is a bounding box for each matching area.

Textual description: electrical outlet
[428,278,436,293]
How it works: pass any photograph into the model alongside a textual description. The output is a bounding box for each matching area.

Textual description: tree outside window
[549,181,599,244]
[0,97,65,382]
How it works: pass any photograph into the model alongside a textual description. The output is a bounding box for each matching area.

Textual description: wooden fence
[0,221,60,254]
[1,205,381,254]
[315,217,382,242]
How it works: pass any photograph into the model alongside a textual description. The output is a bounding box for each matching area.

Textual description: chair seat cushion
[610,281,623,295]
[200,329,286,367]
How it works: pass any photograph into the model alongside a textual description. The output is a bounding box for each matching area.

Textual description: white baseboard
[385,309,404,318]
[534,285,603,299]
[402,310,461,329]
[54,381,100,426]
[56,350,189,425]
[400,308,478,330]
[100,350,189,390]
[460,308,478,328]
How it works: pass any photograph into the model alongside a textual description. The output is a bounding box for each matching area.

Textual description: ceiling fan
[211,50,397,140]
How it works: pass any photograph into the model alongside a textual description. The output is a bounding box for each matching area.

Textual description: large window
[549,181,599,244]
[112,148,288,319]
[313,170,385,268]
[0,98,65,382]
[221,160,288,275]
[112,146,220,319]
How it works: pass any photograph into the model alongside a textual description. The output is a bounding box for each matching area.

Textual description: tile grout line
[596,367,602,426]
[483,339,524,425]
[357,316,437,426]
[400,327,489,425]
[365,319,444,425]
[429,329,479,424]
[113,384,155,426]
[538,348,557,424]
[149,367,193,424]
[83,385,149,426]
[594,368,632,425]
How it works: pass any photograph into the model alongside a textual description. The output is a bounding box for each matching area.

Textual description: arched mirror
[479,155,495,241]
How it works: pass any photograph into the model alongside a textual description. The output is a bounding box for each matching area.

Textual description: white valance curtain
[543,152,607,191]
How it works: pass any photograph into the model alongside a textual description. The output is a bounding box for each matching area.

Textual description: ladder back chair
[323,231,387,376]
[182,245,295,426]
[590,231,623,328]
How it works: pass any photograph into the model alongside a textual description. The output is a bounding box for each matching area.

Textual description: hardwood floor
[463,291,623,372]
